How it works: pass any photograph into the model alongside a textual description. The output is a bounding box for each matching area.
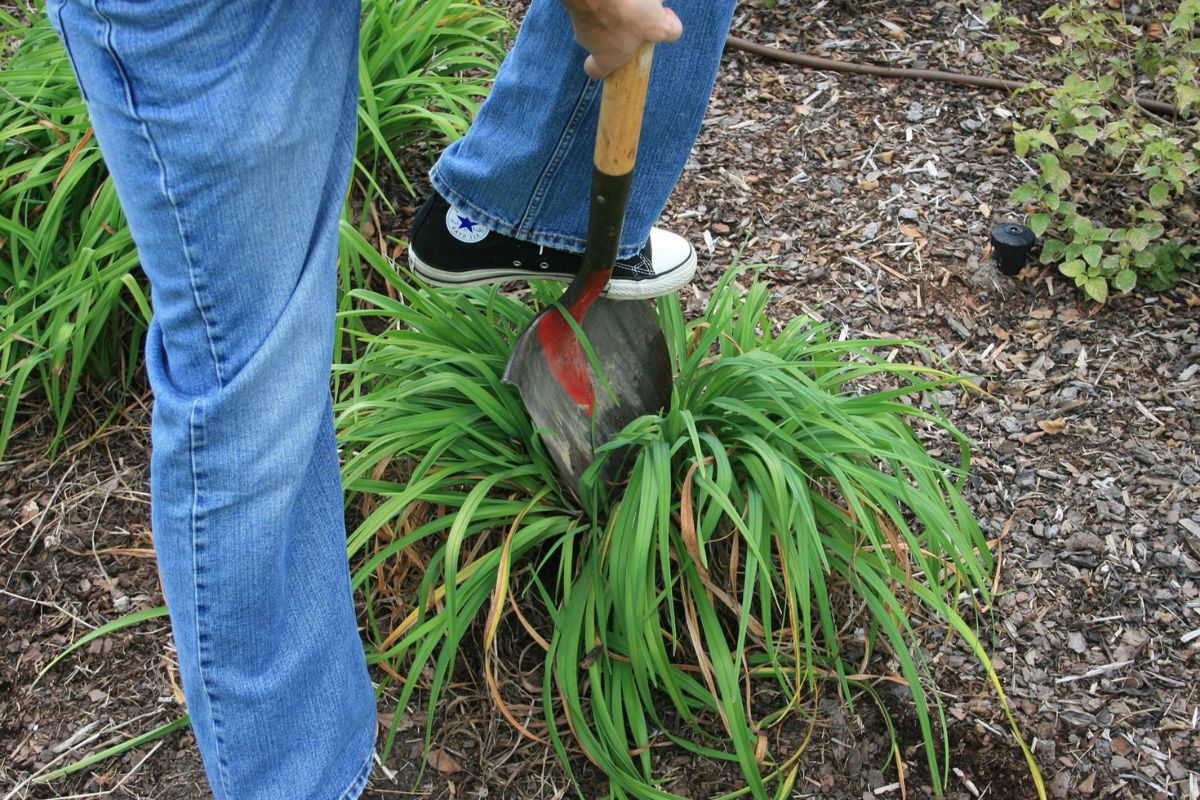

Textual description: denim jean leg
[47,2,375,799]
[430,0,736,258]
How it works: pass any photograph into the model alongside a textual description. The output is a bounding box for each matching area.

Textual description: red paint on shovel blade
[536,269,612,415]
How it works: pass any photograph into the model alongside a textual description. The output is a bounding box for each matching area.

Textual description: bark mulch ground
[3,1,1198,798]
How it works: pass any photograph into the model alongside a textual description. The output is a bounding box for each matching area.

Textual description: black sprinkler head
[990,222,1037,277]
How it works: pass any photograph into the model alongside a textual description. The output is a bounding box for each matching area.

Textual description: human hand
[560,0,682,79]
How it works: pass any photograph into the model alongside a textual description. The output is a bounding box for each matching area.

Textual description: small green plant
[985,0,1199,302]
[335,253,1044,799]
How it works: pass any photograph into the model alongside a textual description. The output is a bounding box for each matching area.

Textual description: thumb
[583,54,608,80]
[653,7,683,43]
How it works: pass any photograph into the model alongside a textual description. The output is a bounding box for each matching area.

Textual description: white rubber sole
[407,241,697,300]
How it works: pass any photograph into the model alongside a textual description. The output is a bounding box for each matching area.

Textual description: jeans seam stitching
[90,0,225,389]
[515,78,598,236]
[332,743,374,800]
[187,399,232,799]
[88,1,229,795]
[52,4,89,102]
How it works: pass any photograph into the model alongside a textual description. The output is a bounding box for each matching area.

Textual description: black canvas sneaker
[407,193,697,299]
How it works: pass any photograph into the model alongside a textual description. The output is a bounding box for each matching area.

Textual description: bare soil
[3,1,1198,798]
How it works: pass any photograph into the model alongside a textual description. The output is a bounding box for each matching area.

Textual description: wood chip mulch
[2,1,1197,798]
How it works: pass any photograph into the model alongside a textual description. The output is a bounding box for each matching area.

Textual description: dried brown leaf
[426,747,463,774]
[1037,418,1067,434]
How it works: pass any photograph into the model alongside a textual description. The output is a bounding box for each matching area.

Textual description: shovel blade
[503,296,671,491]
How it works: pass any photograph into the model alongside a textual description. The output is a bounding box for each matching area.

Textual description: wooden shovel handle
[558,44,655,310]
[594,43,655,177]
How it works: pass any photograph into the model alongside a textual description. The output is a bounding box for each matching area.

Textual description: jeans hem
[332,734,375,800]
[428,169,648,260]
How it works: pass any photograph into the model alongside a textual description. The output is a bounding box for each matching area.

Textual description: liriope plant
[0,10,148,459]
[335,239,1045,799]
[0,0,510,460]
[355,0,511,197]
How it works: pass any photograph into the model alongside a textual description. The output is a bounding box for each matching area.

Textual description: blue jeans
[434,0,734,258]
[48,1,732,798]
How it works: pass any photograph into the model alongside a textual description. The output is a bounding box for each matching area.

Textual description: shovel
[503,43,672,492]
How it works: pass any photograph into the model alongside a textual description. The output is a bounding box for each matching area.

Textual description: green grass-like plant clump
[356,0,510,197]
[0,0,509,460]
[336,252,1044,799]
[0,10,147,459]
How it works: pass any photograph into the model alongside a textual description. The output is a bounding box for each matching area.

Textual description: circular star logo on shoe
[445,206,490,244]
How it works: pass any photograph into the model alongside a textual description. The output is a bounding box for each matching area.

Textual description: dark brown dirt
[4,1,1199,799]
